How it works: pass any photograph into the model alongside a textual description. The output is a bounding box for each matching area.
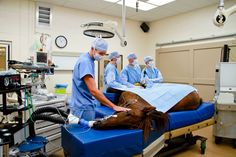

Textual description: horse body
[93,91,201,140]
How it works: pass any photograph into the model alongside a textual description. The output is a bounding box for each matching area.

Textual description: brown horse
[93,91,202,140]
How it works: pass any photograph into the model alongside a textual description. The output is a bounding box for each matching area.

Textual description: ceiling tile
[35,0,218,22]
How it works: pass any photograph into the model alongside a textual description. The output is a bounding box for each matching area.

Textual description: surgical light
[82,22,115,38]
[81,21,127,47]
[213,0,236,27]
[82,0,128,47]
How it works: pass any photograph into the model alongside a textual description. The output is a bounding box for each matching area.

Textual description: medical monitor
[36,51,48,65]
[219,62,236,92]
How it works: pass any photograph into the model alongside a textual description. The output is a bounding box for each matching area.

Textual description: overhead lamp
[81,21,127,47]
[81,0,130,47]
[213,0,236,27]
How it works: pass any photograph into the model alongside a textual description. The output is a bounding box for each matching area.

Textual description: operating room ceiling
[34,0,218,22]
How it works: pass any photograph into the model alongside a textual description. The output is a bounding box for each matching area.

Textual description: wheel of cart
[194,135,207,154]
[200,140,206,154]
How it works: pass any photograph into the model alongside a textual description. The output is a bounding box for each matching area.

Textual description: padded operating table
[62,93,215,157]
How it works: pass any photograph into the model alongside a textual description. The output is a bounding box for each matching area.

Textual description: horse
[93,91,202,140]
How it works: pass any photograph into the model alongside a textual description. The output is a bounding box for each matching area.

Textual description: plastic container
[54,84,68,94]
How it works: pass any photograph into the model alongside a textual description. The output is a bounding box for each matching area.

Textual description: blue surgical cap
[108,51,120,60]
[127,53,137,59]
[91,38,108,51]
[144,56,153,63]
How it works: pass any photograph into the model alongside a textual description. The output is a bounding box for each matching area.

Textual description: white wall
[147,0,236,60]
[0,0,148,93]
[1,0,235,93]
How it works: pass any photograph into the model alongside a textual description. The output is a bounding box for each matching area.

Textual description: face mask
[94,54,102,61]
[131,60,138,66]
[116,58,121,64]
[93,49,103,61]
[148,61,154,67]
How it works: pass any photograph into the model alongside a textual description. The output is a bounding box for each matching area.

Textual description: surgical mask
[148,61,154,67]
[93,49,103,61]
[116,58,121,64]
[94,54,102,61]
[131,60,138,66]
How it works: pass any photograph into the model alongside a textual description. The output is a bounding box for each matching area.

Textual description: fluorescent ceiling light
[147,0,176,6]
[117,0,157,11]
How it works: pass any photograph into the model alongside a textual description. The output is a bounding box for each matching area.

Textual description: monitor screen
[36,52,48,64]
[220,62,236,92]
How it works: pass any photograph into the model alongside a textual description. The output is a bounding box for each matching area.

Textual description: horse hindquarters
[169,91,202,112]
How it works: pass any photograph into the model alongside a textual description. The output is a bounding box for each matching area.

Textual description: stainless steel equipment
[213,62,236,148]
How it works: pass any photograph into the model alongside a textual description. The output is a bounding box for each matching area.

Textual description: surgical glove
[134,82,142,86]
[140,79,146,85]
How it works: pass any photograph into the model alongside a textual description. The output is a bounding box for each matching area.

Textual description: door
[98,54,123,91]
[156,40,236,101]
[0,43,10,71]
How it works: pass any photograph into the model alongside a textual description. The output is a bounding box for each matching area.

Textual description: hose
[27,107,68,136]
[31,106,68,118]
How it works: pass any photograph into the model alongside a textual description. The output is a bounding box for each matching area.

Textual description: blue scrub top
[142,67,163,83]
[121,65,142,84]
[70,52,96,120]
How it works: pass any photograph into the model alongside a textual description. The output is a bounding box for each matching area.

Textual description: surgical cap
[91,38,108,51]
[127,53,137,59]
[144,56,153,63]
[108,51,120,60]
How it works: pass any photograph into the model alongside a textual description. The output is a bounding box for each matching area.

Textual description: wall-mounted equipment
[213,0,236,27]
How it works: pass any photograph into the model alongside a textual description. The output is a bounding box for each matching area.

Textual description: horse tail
[141,110,168,141]
[141,117,152,141]
[149,110,168,129]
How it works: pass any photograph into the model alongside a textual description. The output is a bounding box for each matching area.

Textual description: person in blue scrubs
[141,56,163,83]
[104,51,134,92]
[69,38,130,121]
[121,53,142,85]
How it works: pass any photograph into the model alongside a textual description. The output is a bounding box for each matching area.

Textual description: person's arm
[149,68,163,83]
[106,70,126,89]
[120,69,135,87]
[83,75,130,112]
[120,69,128,82]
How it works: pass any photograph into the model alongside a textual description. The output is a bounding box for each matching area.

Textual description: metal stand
[156,133,207,157]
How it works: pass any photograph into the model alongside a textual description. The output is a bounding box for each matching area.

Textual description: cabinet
[213,101,236,147]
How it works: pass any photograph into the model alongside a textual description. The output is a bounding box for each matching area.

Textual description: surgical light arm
[213,0,236,27]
